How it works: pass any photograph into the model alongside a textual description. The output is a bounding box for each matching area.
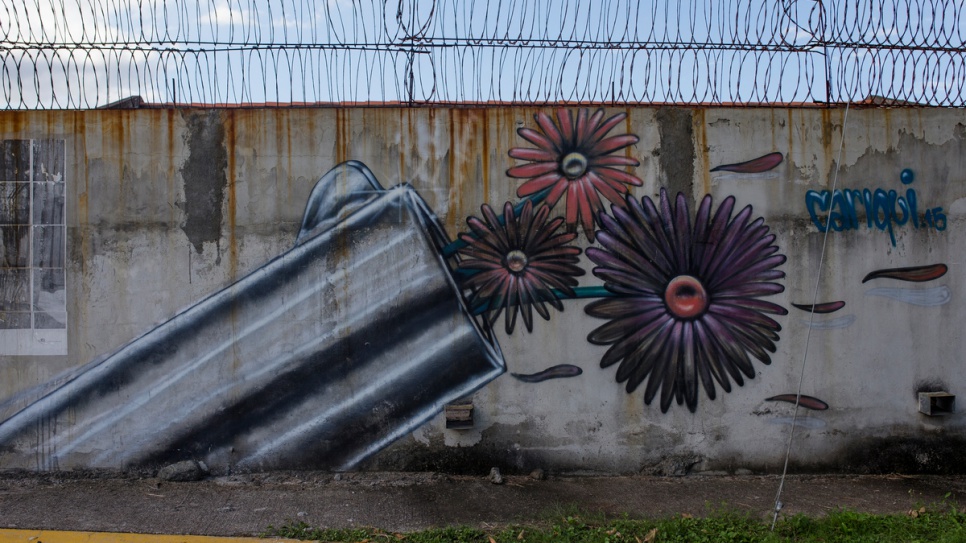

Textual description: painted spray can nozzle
[0,161,505,471]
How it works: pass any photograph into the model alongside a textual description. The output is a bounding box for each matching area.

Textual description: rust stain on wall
[821,109,834,180]
[0,111,26,134]
[112,112,127,197]
[225,112,238,280]
[447,109,459,235]
[882,108,893,149]
[481,110,490,202]
[335,109,348,165]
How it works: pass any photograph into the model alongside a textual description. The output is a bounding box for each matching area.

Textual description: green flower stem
[470,286,615,316]
[440,187,552,258]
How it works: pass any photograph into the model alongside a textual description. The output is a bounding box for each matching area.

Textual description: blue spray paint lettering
[805,169,945,246]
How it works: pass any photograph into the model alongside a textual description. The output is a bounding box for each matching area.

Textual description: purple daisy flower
[585,189,787,413]
[507,108,643,240]
[457,201,585,334]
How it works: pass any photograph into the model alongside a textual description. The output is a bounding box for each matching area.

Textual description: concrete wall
[0,107,963,474]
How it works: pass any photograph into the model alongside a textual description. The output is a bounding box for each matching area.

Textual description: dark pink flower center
[664,275,708,319]
[561,152,588,179]
[505,250,529,273]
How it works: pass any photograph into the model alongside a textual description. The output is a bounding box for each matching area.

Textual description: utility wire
[770,98,852,531]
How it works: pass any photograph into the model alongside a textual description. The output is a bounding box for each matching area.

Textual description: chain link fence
[2,0,964,108]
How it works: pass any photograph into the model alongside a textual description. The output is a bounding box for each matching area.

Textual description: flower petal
[555,108,575,147]
[701,204,754,279]
[696,196,736,278]
[544,178,569,209]
[585,297,661,319]
[534,112,564,151]
[508,161,560,179]
[671,191,693,272]
[518,126,558,152]
[693,319,733,392]
[588,112,628,143]
[575,179,597,240]
[579,108,606,145]
[711,254,787,291]
[509,147,558,162]
[587,304,668,345]
[595,166,644,187]
[591,134,640,156]
[517,173,565,199]
[709,303,782,332]
[587,170,628,206]
[589,155,640,167]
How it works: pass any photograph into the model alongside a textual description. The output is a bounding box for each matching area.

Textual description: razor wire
[1,0,965,109]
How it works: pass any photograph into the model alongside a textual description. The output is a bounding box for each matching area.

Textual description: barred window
[0,140,66,355]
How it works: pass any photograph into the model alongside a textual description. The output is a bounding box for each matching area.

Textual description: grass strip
[266,504,966,543]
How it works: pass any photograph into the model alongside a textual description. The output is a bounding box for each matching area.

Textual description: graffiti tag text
[805,169,945,246]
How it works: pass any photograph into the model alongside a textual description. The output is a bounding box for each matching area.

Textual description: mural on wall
[6,108,958,474]
[462,110,790,414]
[780,256,952,406]
[0,162,505,471]
[0,108,793,472]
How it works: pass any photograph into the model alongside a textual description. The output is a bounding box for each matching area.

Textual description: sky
[1,0,964,108]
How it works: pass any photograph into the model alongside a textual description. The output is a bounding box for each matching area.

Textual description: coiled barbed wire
[1,0,964,109]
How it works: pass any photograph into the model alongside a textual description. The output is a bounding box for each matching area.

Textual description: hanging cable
[770,98,852,531]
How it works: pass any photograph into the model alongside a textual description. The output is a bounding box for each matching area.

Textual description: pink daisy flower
[507,108,642,240]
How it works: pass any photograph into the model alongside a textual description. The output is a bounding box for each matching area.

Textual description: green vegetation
[266,505,966,543]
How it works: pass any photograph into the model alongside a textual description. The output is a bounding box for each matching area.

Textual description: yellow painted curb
[0,529,301,543]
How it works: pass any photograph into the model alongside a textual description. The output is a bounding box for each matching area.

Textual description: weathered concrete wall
[0,107,963,475]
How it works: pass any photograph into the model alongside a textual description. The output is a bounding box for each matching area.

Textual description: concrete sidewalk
[1,472,964,538]
[0,530,299,543]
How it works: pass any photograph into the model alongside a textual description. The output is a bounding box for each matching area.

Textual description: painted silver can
[0,161,505,472]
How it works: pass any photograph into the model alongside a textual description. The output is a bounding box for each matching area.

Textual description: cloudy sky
[2,0,962,108]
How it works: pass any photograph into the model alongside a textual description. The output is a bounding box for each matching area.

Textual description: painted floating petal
[862,264,948,283]
[765,394,829,411]
[711,152,784,173]
[511,364,583,383]
[791,301,845,314]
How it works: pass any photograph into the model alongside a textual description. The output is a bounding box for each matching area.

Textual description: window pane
[0,141,30,182]
[0,269,30,311]
[0,183,30,224]
[32,182,66,225]
[0,225,30,268]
